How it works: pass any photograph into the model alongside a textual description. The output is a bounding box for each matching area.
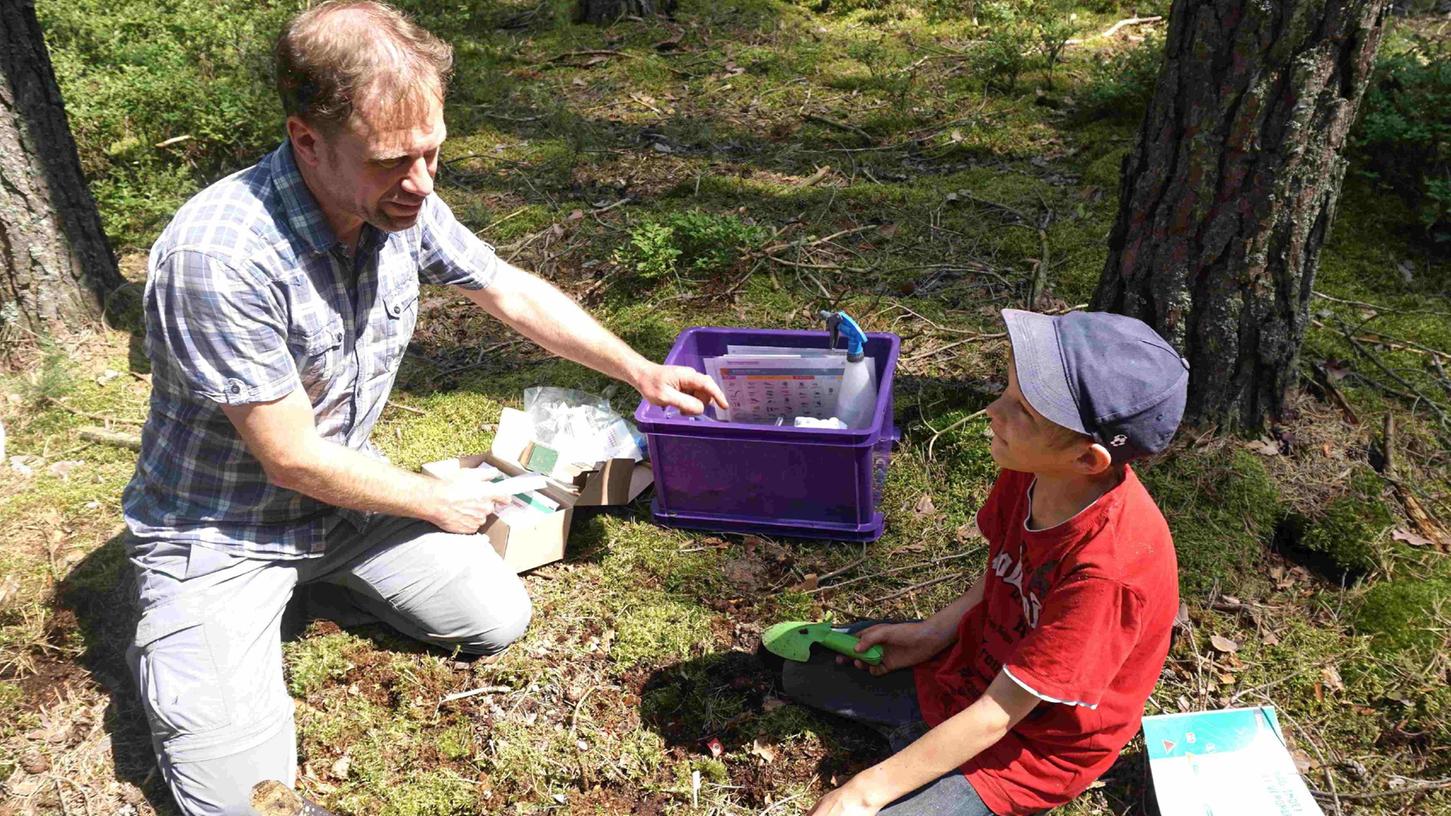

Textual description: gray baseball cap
[1001,309,1190,463]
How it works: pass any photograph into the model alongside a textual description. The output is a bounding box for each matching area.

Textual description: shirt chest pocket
[378,282,419,370]
[295,323,345,400]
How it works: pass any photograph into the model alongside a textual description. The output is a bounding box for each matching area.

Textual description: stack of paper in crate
[703,344,849,425]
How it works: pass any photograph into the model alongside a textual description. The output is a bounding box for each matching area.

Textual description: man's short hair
[275,0,453,134]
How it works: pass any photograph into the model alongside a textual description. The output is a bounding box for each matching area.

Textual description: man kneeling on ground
[121,3,725,813]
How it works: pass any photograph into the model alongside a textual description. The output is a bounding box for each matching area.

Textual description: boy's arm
[808,670,1039,815]
[853,571,987,675]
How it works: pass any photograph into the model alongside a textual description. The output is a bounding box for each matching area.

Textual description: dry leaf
[955,521,980,543]
[1209,634,1239,653]
[1262,630,1280,647]
[914,494,937,517]
[47,460,83,480]
[0,574,20,607]
[331,754,352,779]
[1245,438,1281,456]
[762,696,787,712]
[748,738,777,764]
[1291,748,1316,775]
[878,223,899,238]
[796,573,819,592]
[1392,528,1434,548]
[1321,665,1345,693]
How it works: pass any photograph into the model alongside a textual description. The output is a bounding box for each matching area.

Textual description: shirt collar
[268,141,351,258]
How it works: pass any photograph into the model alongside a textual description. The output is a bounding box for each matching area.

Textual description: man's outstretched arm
[223,389,511,534]
[463,262,728,415]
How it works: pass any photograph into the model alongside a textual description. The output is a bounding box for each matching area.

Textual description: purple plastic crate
[634,327,900,541]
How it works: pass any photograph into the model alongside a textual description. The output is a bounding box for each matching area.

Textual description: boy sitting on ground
[784,309,1190,816]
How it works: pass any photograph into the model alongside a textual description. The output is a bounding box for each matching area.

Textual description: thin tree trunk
[575,0,675,25]
[1093,0,1389,431]
[0,0,121,332]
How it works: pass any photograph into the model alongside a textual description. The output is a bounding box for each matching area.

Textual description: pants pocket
[134,616,232,738]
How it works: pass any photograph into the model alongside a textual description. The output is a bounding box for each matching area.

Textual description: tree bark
[0,0,120,332]
[575,0,676,25]
[1093,0,1389,431]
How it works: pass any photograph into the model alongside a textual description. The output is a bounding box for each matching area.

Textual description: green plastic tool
[762,621,884,665]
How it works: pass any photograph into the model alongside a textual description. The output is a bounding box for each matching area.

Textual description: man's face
[298,94,447,237]
[984,355,1088,475]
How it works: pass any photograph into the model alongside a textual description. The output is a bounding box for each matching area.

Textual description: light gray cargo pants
[126,514,532,816]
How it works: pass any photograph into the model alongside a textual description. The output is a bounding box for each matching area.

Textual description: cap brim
[1001,309,1088,435]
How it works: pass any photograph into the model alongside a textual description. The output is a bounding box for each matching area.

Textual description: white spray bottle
[820,310,878,429]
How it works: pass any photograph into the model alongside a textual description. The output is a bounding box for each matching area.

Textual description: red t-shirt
[914,467,1178,816]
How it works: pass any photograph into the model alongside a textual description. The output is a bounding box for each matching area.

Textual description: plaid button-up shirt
[123,142,498,558]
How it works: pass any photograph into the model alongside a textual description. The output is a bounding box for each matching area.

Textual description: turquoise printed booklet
[1143,706,1324,816]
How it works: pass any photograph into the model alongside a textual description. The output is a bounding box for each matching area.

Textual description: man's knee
[455,585,532,655]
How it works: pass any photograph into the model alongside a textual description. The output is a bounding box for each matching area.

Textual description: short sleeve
[148,250,299,405]
[418,194,499,290]
[1002,574,1143,709]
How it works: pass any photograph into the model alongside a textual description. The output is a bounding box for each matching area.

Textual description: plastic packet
[523,387,645,464]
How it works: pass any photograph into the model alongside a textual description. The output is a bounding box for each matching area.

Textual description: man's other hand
[635,363,729,416]
[428,475,516,534]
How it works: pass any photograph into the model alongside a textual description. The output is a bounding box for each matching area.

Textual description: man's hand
[426,475,516,534]
[805,778,883,816]
[840,621,956,676]
[634,362,729,416]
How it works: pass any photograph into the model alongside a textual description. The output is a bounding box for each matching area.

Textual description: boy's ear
[1076,442,1114,476]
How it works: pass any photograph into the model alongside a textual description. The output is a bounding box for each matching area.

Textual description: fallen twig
[876,571,967,603]
[544,49,640,65]
[385,401,426,416]
[49,398,144,426]
[803,113,871,141]
[78,426,141,451]
[926,409,987,461]
[1066,15,1163,45]
[1312,776,1451,802]
[439,684,512,705]
[808,551,977,595]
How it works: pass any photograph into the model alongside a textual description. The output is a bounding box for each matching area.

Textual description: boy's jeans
[780,622,996,816]
[126,514,533,816]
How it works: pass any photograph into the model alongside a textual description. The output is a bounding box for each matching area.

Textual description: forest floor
[3,1,1451,814]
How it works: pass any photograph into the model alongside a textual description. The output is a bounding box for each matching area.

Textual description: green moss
[611,595,715,668]
[1139,448,1283,597]
[437,720,476,761]
[1353,572,1451,661]
[1298,468,1395,577]
[285,631,358,697]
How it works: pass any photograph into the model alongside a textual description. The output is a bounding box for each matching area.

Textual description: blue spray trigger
[819,310,868,360]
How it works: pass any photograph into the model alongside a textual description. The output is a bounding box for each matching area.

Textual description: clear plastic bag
[523,387,645,464]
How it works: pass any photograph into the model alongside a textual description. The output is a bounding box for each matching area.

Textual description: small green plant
[971,4,1035,93]
[1026,0,1078,90]
[1075,31,1165,119]
[615,221,682,281]
[1351,34,1451,245]
[614,210,767,283]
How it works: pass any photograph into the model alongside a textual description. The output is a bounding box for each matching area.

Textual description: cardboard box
[420,408,653,573]
[421,452,576,574]
[493,407,652,507]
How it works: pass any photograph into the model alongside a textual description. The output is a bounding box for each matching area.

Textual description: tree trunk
[575,0,675,25]
[0,0,120,333]
[1093,0,1389,431]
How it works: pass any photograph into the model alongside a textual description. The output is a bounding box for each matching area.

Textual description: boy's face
[985,354,1103,475]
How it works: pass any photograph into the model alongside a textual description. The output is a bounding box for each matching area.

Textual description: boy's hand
[839,622,954,676]
[804,780,882,816]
